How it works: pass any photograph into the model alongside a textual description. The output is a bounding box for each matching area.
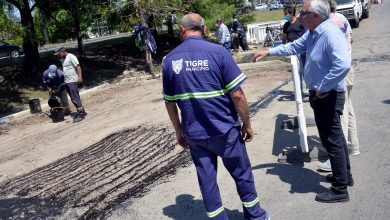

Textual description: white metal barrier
[246,20,285,45]
[290,55,309,153]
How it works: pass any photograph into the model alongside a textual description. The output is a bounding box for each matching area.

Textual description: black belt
[308,90,317,97]
[308,90,343,97]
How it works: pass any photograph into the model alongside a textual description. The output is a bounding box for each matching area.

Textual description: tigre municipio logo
[172,59,183,75]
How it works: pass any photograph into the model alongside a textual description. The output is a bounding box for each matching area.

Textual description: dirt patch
[0,59,292,219]
[0,35,178,118]
[0,124,191,219]
[0,126,8,136]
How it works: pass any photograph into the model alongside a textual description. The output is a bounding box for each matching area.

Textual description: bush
[236,12,257,26]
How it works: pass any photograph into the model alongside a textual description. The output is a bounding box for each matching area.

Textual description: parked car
[336,0,370,28]
[269,1,284,10]
[255,3,268,10]
[0,40,24,59]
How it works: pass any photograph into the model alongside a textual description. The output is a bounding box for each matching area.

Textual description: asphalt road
[345,1,390,219]
[37,32,133,53]
[0,3,388,220]
[109,3,390,220]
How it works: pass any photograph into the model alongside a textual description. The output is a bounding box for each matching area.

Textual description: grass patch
[252,9,284,23]
[251,6,303,23]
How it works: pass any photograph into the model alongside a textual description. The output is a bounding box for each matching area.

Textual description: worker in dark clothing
[163,13,269,220]
[282,5,305,43]
[43,64,71,116]
[231,18,249,51]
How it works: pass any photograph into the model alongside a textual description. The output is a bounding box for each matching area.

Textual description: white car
[269,1,284,10]
[255,4,268,10]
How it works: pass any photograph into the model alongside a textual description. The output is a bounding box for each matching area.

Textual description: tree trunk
[20,1,40,78]
[137,0,155,78]
[69,1,84,56]
[74,11,84,56]
[40,11,50,45]
[145,42,154,76]
[96,19,102,37]
[167,19,174,36]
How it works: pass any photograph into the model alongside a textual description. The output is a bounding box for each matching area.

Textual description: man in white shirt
[214,18,232,52]
[54,47,87,123]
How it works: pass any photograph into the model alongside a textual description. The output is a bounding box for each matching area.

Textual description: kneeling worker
[43,64,71,116]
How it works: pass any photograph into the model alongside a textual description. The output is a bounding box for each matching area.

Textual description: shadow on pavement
[252,163,328,194]
[271,112,329,163]
[272,114,300,157]
[163,194,244,220]
[0,59,29,117]
[0,197,65,219]
[277,90,295,102]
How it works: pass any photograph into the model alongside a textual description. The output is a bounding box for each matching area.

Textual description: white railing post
[246,20,285,44]
[290,55,309,153]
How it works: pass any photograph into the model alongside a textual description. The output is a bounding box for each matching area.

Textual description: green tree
[47,9,74,43]
[135,0,155,78]
[50,0,123,55]
[64,0,85,55]
[134,0,186,77]
[90,1,121,36]
[2,0,41,78]
[36,0,97,55]
[186,0,236,31]
[0,3,23,44]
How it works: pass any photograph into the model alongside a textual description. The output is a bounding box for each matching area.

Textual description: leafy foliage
[0,0,261,78]
[0,3,23,44]
[185,0,235,31]
[236,12,256,27]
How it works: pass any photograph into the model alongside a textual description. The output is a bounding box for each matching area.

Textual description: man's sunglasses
[300,11,314,17]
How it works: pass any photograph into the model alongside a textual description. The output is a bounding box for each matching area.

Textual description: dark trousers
[233,36,249,51]
[232,37,240,50]
[186,126,266,220]
[65,82,83,110]
[309,91,352,193]
[239,36,249,51]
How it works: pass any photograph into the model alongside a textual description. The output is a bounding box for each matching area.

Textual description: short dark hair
[284,5,296,16]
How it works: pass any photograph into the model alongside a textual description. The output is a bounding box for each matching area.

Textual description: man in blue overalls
[162,13,269,220]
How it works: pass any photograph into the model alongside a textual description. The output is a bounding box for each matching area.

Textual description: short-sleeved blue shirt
[162,36,247,139]
[43,69,66,92]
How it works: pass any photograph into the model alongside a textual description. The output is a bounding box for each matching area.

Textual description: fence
[246,20,285,45]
